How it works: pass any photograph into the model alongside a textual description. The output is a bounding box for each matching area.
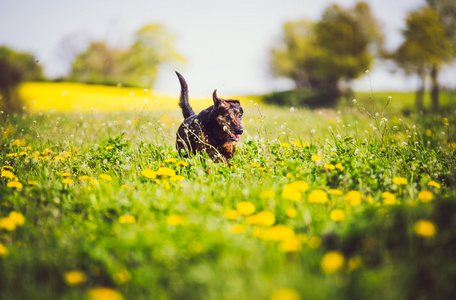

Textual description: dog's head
[211,90,243,142]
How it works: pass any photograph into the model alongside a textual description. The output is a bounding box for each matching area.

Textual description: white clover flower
[310,129,316,134]
[130,92,134,96]
[353,99,357,104]
[144,89,149,93]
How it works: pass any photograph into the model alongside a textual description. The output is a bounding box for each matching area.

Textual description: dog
[175,72,243,164]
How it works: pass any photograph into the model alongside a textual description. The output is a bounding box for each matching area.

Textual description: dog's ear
[212,89,225,107]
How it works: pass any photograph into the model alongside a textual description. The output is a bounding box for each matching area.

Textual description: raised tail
[175,71,195,119]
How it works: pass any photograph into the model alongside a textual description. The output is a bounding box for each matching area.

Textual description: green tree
[0,46,44,113]
[270,1,383,104]
[394,7,452,110]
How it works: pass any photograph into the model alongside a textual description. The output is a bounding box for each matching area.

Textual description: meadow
[1,82,456,300]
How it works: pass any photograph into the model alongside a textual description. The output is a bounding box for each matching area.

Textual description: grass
[1,82,456,299]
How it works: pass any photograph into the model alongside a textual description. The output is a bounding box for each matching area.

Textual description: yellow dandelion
[7,181,23,189]
[279,237,302,253]
[270,288,300,300]
[164,157,177,163]
[250,162,259,167]
[28,180,38,186]
[9,211,25,226]
[230,224,246,234]
[141,168,156,179]
[246,211,276,226]
[442,117,449,126]
[61,172,71,177]
[105,146,114,150]
[418,191,433,203]
[308,190,328,204]
[261,225,295,241]
[329,209,345,222]
[321,251,345,274]
[0,242,8,256]
[167,215,183,226]
[280,142,290,148]
[344,191,362,206]
[382,192,397,205]
[18,151,28,157]
[335,163,344,171]
[99,174,112,181]
[155,167,176,177]
[393,177,408,185]
[7,153,17,157]
[86,287,123,300]
[311,154,322,162]
[1,170,15,180]
[1,166,13,172]
[53,156,65,162]
[176,161,189,167]
[169,175,185,181]
[118,215,135,224]
[291,140,301,147]
[282,181,308,201]
[224,209,240,220]
[324,164,335,170]
[285,208,297,218]
[79,175,91,181]
[64,270,86,285]
[328,189,343,195]
[427,181,440,189]
[62,178,75,184]
[260,190,275,199]
[236,201,256,216]
[0,217,16,231]
[414,220,436,238]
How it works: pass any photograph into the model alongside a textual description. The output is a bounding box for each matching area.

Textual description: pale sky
[1,0,454,97]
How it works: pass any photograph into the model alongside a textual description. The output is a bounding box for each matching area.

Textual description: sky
[1,0,455,97]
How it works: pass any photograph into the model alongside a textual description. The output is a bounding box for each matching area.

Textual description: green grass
[1,93,456,300]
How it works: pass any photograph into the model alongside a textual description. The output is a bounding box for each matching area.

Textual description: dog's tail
[176,71,195,119]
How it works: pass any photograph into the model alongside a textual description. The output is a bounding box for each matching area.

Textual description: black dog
[175,72,243,163]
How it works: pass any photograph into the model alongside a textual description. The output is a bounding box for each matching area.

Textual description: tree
[69,24,184,88]
[393,7,452,110]
[0,46,44,113]
[270,1,383,104]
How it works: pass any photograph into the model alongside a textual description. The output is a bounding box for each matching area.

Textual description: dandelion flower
[382,192,397,205]
[19,151,28,157]
[64,270,86,285]
[279,237,302,252]
[324,164,335,170]
[9,211,25,226]
[118,215,135,224]
[321,251,345,274]
[261,225,295,241]
[105,146,114,150]
[393,177,408,185]
[236,201,256,216]
[0,217,16,231]
[164,157,177,163]
[0,242,8,256]
[155,167,176,177]
[285,208,297,218]
[260,190,275,199]
[280,142,290,148]
[291,140,301,147]
[311,154,322,162]
[28,180,38,186]
[7,181,23,189]
[329,209,345,222]
[230,224,246,234]
[61,172,71,177]
[99,174,112,181]
[308,190,328,204]
[1,170,15,180]
[414,220,436,238]
[224,209,240,220]
[418,191,433,203]
[335,163,344,171]
[141,169,156,179]
[167,215,183,226]
[270,288,300,300]
[427,181,440,189]
[62,178,75,184]
[246,211,275,226]
[344,191,362,206]
[86,287,123,300]
[176,161,189,167]
[328,189,343,195]
[169,175,185,181]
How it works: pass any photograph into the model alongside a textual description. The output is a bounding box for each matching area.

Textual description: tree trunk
[415,69,425,111]
[430,64,439,111]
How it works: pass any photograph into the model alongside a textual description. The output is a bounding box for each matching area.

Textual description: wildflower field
[1,82,456,300]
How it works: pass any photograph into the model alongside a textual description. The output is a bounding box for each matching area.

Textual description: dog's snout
[235,127,243,135]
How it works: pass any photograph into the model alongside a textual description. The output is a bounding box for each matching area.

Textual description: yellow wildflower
[164,157,177,163]
[328,189,343,195]
[280,142,290,148]
[13,139,25,146]
[64,270,86,285]
[260,190,275,199]
[270,288,300,300]
[414,220,436,238]
[308,190,328,204]
[54,156,65,162]
[329,209,345,222]
[246,211,276,226]
[99,174,112,181]
[0,217,16,231]
[311,154,322,162]
[118,215,135,224]
[261,225,295,241]
[19,151,28,157]
[7,153,17,157]
[427,181,440,189]
[230,224,246,234]
[418,191,433,203]
[62,178,75,184]
[321,251,345,274]
[176,161,189,167]
[344,191,362,206]
[169,175,185,181]
[155,167,176,177]
[1,170,15,180]
[105,146,114,150]
[141,168,156,179]
[0,242,8,256]
[224,209,240,220]
[291,140,301,147]
[335,163,344,171]
[236,201,256,216]
[7,181,23,189]
[282,181,308,201]
[167,215,183,226]
[393,177,408,185]
[9,211,25,226]
[28,181,38,186]
[86,287,123,300]
[324,164,335,170]
[285,208,297,218]
[1,166,13,172]
[61,172,71,177]
[382,192,397,205]
[279,237,302,252]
